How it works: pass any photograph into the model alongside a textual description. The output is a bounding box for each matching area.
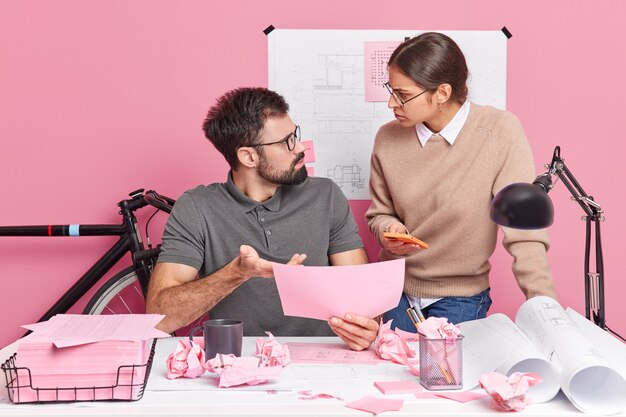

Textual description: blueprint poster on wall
[268,30,506,199]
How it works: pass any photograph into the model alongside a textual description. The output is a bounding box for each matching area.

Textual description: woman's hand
[379,222,422,255]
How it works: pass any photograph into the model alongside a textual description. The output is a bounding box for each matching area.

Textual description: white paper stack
[11,314,169,402]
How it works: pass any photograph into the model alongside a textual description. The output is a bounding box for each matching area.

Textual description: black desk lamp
[490,146,617,336]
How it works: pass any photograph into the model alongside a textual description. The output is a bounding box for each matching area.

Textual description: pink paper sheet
[345,395,404,415]
[22,314,169,347]
[287,342,384,364]
[363,41,401,102]
[302,140,315,163]
[13,315,160,403]
[273,259,404,321]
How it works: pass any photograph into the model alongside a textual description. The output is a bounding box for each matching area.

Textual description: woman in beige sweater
[366,32,556,331]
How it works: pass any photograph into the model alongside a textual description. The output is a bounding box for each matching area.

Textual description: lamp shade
[490,183,554,229]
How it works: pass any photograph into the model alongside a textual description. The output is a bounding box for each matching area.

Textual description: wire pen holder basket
[1,339,156,404]
[419,334,463,390]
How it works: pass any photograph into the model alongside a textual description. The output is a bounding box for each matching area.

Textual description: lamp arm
[546,146,605,328]
[548,146,602,220]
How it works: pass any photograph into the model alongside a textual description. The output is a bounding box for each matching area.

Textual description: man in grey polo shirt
[146,87,379,351]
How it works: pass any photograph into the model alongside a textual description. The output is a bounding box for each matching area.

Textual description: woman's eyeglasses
[383,82,428,107]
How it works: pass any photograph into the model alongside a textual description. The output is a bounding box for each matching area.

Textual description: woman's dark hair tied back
[388,32,468,105]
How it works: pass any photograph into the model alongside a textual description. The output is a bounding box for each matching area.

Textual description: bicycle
[0,188,175,332]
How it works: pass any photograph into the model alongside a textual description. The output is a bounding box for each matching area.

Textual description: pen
[404,295,455,385]
[404,293,425,329]
[406,306,423,328]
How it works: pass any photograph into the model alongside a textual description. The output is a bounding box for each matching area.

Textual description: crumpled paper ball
[375,320,417,365]
[165,331,291,387]
[417,316,461,340]
[165,339,206,379]
[255,331,291,367]
[199,333,290,388]
[203,354,283,388]
[479,371,543,411]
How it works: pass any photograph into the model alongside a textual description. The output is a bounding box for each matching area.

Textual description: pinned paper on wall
[302,140,315,163]
[364,41,401,102]
[269,29,507,199]
[273,259,404,321]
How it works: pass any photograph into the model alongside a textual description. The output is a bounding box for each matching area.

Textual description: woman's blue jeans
[383,288,493,332]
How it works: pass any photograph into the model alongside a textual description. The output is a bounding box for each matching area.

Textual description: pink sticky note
[363,41,401,102]
[306,166,314,177]
[374,380,423,395]
[435,391,488,403]
[345,395,404,415]
[302,140,315,163]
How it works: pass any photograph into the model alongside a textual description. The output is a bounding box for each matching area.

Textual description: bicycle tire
[83,262,207,336]
[83,266,145,315]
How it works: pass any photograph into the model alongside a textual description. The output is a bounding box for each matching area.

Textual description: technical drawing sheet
[268,29,507,199]
[515,296,626,414]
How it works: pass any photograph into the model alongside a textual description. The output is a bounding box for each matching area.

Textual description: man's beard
[257,152,308,186]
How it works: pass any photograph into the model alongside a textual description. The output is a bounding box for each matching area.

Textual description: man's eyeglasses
[383,82,429,107]
[250,125,301,151]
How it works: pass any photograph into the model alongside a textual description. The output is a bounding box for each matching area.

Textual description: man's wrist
[228,256,251,283]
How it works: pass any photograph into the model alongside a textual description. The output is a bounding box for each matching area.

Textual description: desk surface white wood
[0,337,622,416]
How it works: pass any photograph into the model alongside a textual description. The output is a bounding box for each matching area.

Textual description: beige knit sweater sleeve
[492,113,557,300]
[366,130,402,247]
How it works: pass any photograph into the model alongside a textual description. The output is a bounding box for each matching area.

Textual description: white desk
[0,337,622,417]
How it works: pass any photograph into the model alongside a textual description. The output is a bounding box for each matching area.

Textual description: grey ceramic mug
[189,319,243,359]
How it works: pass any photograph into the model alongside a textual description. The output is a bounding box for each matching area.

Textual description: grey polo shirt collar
[224,171,283,213]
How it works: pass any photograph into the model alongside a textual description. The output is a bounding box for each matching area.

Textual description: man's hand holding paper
[237,245,307,279]
[273,259,405,350]
[329,313,380,351]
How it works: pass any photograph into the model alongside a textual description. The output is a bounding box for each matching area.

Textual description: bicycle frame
[0,189,174,326]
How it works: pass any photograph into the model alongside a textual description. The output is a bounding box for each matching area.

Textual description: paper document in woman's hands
[272,259,404,321]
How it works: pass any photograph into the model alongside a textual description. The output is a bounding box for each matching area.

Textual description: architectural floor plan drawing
[326,162,366,194]
[269,29,506,199]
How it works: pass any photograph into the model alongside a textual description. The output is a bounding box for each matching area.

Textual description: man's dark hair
[202,87,289,169]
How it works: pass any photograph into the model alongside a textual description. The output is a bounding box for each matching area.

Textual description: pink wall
[1,0,625,348]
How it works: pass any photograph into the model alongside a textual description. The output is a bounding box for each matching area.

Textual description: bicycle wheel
[83,266,146,315]
[83,264,208,335]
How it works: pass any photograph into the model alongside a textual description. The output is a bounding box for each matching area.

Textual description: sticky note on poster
[364,41,401,102]
[302,140,315,163]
